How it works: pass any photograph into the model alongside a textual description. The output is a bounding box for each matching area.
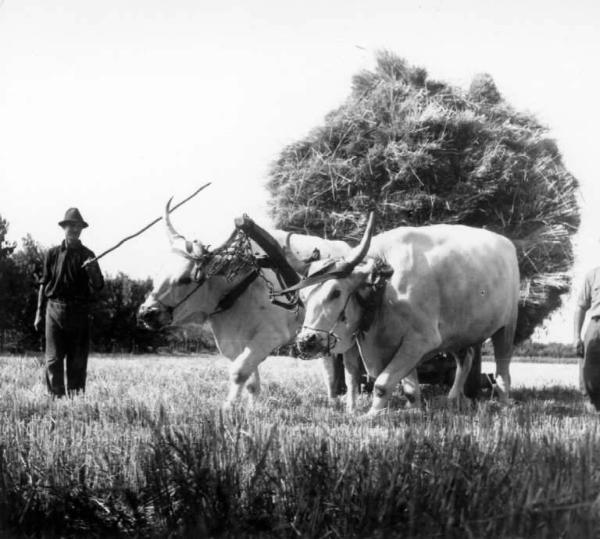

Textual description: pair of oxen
[138,199,520,416]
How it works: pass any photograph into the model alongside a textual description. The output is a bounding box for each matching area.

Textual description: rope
[155,226,302,320]
[201,229,257,282]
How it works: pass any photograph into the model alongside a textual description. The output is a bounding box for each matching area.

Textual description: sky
[1,0,599,342]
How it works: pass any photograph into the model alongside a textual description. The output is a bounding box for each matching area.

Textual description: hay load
[267,51,580,342]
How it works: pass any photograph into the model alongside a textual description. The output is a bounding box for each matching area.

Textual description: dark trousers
[582,317,600,410]
[45,300,91,397]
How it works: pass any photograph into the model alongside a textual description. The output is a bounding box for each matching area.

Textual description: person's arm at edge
[84,251,104,292]
[574,305,586,357]
[34,284,46,331]
[34,250,50,331]
[574,271,591,357]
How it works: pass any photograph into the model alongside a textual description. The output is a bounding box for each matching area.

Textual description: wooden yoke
[234,215,300,288]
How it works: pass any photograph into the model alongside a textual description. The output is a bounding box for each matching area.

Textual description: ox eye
[177,275,192,285]
[329,288,341,301]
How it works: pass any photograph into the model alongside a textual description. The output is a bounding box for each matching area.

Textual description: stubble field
[0,353,598,538]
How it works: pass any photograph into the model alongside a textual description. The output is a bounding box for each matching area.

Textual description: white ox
[294,214,520,415]
[137,200,357,408]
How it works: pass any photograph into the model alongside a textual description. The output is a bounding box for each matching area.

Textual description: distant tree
[0,216,22,349]
[93,273,163,352]
[0,216,16,258]
[267,51,580,341]
[11,234,45,350]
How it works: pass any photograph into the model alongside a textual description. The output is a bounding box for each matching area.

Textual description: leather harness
[211,270,261,315]
[209,259,300,317]
[354,279,388,336]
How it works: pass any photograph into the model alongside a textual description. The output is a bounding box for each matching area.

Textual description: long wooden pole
[82,182,211,267]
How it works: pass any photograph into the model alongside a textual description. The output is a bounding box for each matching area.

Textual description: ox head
[295,213,393,355]
[138,198,213,330]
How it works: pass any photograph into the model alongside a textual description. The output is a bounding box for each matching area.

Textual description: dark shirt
[42,240,104,301]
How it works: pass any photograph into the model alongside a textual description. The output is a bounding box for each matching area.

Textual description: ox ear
[352,258,394,287]
[371,261,394,284]
[177,274,193,285]
[190,240,208,258]
[192,265,206,283]
[301,248,321,265]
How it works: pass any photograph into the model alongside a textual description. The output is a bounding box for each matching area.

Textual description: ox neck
[354,282,386,336]
[209,270,260,316]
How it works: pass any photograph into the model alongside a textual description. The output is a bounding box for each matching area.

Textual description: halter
[301,268,390,355]
[151,280,205,317]
[301,286,354,354]
[153,228,302,321]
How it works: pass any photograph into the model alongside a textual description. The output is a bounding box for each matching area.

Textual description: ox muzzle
[296,326,339,356]
[137,302,173,331]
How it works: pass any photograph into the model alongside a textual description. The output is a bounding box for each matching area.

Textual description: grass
[0,353,598,538]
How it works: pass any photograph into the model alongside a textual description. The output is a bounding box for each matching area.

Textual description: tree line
[0,215,215,354]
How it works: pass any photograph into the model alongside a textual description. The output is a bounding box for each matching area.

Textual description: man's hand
[34,312,43,332]
[83,257,98,271]
[575,338,585,358]
[83,257,104,290]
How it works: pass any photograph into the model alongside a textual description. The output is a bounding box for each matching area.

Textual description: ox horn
[270,211,376,297]
[339,212,376,274]
[165,197,196,260]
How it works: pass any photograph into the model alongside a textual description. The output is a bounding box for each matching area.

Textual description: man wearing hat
[34,208,104,397]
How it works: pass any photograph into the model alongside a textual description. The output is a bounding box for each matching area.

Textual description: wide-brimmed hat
[58,208,89,228]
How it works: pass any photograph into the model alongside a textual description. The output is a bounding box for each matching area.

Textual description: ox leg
[401,369,421,408]
[321,355,344,400]
[447,347,474,401]
[342,347,361,413]
[224,347,269,409]
[368,336,435,415]
[491,326,514,404]
[463,343,482,399]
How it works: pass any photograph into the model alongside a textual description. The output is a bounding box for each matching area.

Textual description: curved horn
[271,212,376,296]
[340,212,375,273]
[165,197,183,243]
[270,269,347,296]
[165,197,195,259]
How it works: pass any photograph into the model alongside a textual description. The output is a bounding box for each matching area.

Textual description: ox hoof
[221,401,235,413]
[245,397,259,410]
[345,397,358,414]
[403,399,422,410]
[402,405,423,416]
[584,400,600,413]
[425,396,448,411]
[359,408,388,420]
[446,395,470,410]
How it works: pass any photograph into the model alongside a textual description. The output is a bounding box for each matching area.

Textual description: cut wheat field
[0,353,598,538]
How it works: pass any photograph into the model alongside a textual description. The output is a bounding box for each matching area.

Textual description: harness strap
[251,254,302,310]
[354,282,387,335]
[271,298,302,311]
[234,215,300,288]
[155,281,204,315]
[271,269,350,296]
[272,267,303,310]
[211,270,260,315]
[233,217,302,311]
